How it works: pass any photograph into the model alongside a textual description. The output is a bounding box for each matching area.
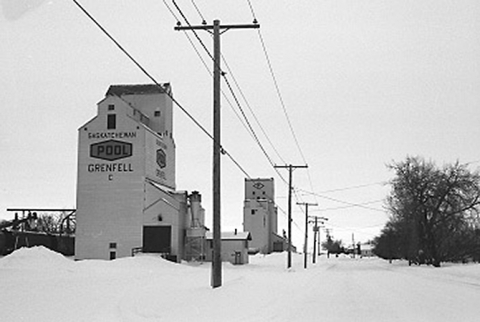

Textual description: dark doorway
[143,226,171,253]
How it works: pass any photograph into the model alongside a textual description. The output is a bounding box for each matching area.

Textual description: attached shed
[205,231,252,265]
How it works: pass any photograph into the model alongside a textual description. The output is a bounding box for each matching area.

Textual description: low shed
[205,231,252,265]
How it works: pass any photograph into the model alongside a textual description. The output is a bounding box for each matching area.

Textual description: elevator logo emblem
[156,149,166,168]
[253,182,265,189]
[90,140,132,161]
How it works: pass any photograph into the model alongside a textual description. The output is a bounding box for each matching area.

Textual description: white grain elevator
[75,84,205,261]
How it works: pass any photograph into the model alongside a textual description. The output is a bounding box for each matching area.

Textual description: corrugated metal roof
[106,84,170,96]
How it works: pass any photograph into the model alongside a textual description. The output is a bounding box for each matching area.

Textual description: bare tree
[381,156,480,266]
[36,214,60,234]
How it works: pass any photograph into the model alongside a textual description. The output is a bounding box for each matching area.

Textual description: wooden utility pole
[317,224,322,256]
[313,217,318,264]
[352,233,355,258]
[175,20,258,288]
[309,215,328,264]
[275,164,307,268]
[297,202,317,269]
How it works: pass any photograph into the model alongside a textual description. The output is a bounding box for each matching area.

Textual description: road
[1,249,480,321]
[267,256,480,322]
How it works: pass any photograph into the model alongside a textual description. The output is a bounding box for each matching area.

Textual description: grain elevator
[75,84,206,262]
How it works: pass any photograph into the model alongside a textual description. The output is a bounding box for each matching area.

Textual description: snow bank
[0,246,74,271]
[1,249,480,322]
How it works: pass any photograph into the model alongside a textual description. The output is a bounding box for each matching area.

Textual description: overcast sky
[1,0,479,247]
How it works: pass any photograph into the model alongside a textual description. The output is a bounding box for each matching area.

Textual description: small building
[360,243,374,257]
[205,231,252,265]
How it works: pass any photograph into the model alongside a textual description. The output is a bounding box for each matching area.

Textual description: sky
[1,0,479,248]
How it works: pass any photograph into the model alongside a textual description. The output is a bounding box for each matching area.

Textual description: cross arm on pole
[175,23,259,32]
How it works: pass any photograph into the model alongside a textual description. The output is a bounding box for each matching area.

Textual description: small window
[154,111,161,117]
[108,104,115,111]
[251,209,256,215]
[252,191,255,195]
[107,114,116,129]
[110,251,116,260]
[109,242,117,249]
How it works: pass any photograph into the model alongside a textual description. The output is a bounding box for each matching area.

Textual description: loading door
[143,226,171,253]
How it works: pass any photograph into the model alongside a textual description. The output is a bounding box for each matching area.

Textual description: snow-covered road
[1,247,479,321]
[309,258,480,321]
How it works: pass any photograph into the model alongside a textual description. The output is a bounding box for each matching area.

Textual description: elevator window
[107,114,116,129]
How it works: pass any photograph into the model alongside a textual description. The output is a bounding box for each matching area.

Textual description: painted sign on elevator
[90,140,133,161]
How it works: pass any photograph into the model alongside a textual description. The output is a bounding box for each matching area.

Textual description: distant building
[360,243,374,257]
[205,230,252,265]
[243,178,287,254]
[75,84,206,262]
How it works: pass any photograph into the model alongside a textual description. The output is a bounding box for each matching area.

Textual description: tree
[321,235,344,255]
[373,222,403,262]
[36,214,60,234]
[379,156,480,266]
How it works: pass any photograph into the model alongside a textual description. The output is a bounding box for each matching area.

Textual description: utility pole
[309,215,328,264]
[275,164,307,269]
[297,202,317,269]
[175,20,259,288]
[317,224,322,256]
[352,233,355,258]
[313,217,318,264]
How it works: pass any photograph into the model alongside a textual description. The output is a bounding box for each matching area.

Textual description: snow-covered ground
[1,247,479,321]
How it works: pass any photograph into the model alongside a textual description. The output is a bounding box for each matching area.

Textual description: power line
[163,4,261,164]
[253,17,307,165]
[179,0,288,168]
[161,0,181,22]
[71,0,250,178]
[175,19,259,289]
[326,223,384,238]
[165,1,310,235]
[277,203,304,235]
[169,0,282,179]
[72,0,209,139]
[311,199,384,212]
[301,190,386,212]
[246,0,257,23]
[172,0,214,61]
[245,1,318,206]
[170,0,291,186]
[73,0,312,254]
[275,164,308,268]
[165,3,297,226]
[309,181,387,194]
[220,57,287,165]
[190,0,207,24]
[223,76,277,168]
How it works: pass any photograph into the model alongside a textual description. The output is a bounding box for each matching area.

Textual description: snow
[1,247,480,321]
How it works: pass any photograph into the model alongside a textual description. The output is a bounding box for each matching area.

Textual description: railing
[131,247,143,257]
